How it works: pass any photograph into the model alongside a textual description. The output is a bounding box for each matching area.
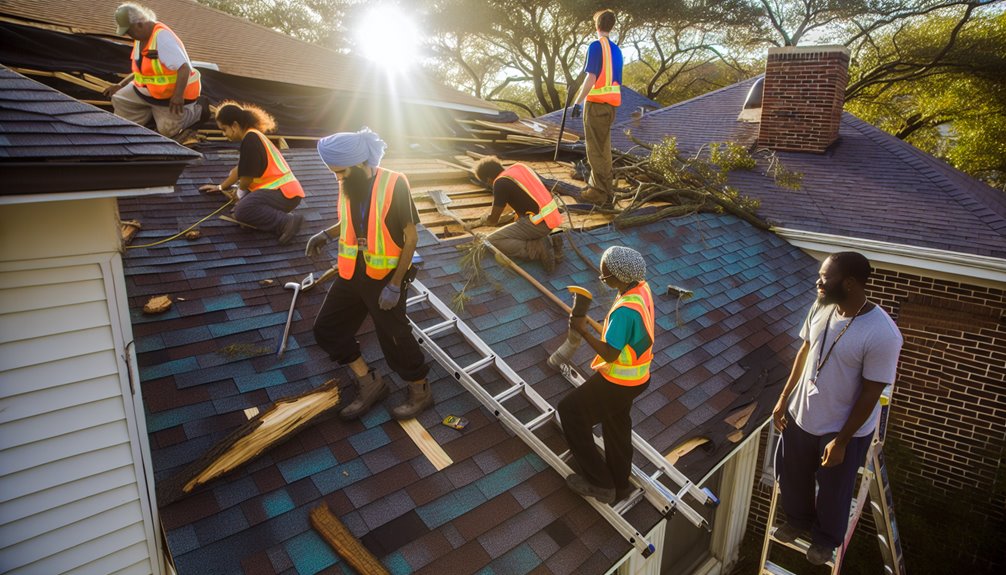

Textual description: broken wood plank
[724,402,757,429]
[398,418,452,470]
[156,380,341,504]
[665,436,710,465]
[310,503,390,575]
[219,215,262,230]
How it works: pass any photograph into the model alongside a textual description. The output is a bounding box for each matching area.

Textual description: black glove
[306,230,329,257]
[571,104,582,119]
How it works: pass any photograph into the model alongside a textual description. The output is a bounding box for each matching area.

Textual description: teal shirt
[604,307,650,357]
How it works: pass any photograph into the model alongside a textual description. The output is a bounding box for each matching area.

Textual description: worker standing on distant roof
[569,9,622,206]
[471,156,564,273]
[198,102,304,244]
[103,3,208,141]
[559,246,653,505]
[772,252,903,566]
[306,128,432,420]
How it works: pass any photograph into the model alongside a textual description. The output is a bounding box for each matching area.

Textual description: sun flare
[355,6,422,72]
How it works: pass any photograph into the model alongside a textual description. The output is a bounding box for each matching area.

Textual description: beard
[341,166,371,206]
[817,282,846,305]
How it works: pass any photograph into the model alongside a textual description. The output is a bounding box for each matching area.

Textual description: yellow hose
[125,199,235,250]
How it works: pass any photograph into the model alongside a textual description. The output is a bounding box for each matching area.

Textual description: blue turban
[317,127,387,168]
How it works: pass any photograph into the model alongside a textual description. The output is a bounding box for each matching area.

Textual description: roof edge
[774,227,1006,286]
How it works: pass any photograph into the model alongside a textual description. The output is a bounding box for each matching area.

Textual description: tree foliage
[845,8,1006,189]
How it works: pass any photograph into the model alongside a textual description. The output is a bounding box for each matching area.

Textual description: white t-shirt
[788,301,903,437]
[134,24,191,71]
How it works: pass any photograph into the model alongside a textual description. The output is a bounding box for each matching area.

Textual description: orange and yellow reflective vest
[247,129,305,199]
[130,22,201,101]
[586,36,621,107]
[337,168,405,281]
[590,281,654,386]
[495,163,562,229]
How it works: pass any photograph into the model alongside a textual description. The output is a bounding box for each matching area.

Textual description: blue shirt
[604,307,649,357]
[584,37,623,85]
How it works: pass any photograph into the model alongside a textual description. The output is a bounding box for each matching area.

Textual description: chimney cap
[767,45,850,57]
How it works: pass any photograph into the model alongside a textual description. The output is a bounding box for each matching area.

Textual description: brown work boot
[539,243,556,273]
[550,232,564,261]
[339,370,388,420]
[580,186,609,206]
[278,213,303,245]
[391,379,433,420]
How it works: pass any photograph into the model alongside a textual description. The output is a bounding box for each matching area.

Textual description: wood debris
[310,503,390,575]
[157,380,341,504]
[121,219,142,244]
[142,295,172,314]
[259,279,275,287]
[184,230,201,240]
[665,436,711,465]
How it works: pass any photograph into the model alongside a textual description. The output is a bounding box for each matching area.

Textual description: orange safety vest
[131,22,201,101]
[337,168,405,281]
[247,129,305,199]
[495,163,562,229]
[591,281,654,386]
[586,36,621,106]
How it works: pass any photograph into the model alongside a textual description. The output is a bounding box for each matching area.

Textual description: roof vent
[737,77,763,123]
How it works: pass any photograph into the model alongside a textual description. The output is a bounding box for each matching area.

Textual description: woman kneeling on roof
[199,101,304,244]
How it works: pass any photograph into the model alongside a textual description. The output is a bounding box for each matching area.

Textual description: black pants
[776,418,873,548]
[234,189,300,233]
[312,270,428,382]
[557,372,649,490]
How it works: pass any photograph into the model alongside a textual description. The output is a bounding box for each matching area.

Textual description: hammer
[548,285,593,369]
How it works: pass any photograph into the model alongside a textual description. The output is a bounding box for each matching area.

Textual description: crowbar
[554,71,585,161]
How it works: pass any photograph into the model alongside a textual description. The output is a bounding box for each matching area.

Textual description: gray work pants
[486,216,551,262]
[111,85,202,137]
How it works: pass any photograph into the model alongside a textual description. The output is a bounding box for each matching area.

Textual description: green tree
[845,8,1006,190]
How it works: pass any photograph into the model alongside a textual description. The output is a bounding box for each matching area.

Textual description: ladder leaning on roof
[404,280,719,558]
[757,391,906,575]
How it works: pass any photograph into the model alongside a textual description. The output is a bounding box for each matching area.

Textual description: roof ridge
[843,112,1006,237]
[612,75,762,130]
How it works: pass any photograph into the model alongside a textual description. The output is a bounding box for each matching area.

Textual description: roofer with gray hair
[103,2,208,140]
[559,245,654,504]
[772,251,903,565]
[305,128,433,421]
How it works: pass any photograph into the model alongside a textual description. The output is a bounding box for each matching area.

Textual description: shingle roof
[120,144,818,574]
[0,0,496,114]
[0,66,198,160]
[535,86,661,138]
[605,77,1006,259]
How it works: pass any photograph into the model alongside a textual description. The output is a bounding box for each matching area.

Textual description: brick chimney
[757,45,850,153]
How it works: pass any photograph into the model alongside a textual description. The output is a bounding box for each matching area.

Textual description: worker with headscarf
[199,101,304,244]
[559,246,654,505]
[103,2,207,140]
[306,128,432,420]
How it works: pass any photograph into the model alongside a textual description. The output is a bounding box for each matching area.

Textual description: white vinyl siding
[0,257,156,575]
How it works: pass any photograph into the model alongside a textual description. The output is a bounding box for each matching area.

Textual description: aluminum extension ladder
[405,280,717,557]
[758,393,906,575]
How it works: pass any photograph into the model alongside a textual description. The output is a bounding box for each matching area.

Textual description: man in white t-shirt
[771,251,903,565]
[103,3,207,139]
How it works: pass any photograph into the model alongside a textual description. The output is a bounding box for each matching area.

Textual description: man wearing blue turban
[306,128,432,420]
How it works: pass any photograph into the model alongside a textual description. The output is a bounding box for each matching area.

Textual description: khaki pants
[111,85,202,137]
[487,216,551,262]
[584,101,617,195]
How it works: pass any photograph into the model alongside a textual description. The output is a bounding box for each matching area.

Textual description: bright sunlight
[354,5,422,73]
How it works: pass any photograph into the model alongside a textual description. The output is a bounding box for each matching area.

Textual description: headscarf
[317,127,387,168]
[600,246,646,283]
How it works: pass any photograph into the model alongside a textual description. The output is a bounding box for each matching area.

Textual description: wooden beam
[398,418,452,470]
[310,504,390,575]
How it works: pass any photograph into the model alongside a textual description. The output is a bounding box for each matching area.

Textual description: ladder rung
[763,560,797,575]
[460,355,495,376]
[405,292,429,307]
[493,383,524,403]
[421,318,457,337]
[523,409,555,432]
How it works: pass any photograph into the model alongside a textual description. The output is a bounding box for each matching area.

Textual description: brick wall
[757,46,849,154]
[744,266,1006,572]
